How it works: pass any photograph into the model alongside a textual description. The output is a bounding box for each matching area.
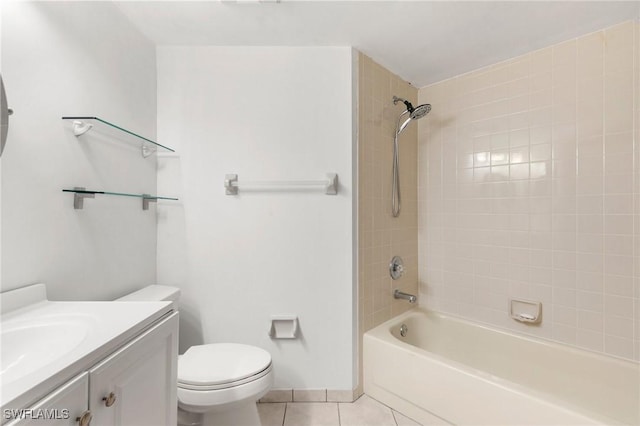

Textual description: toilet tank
[117,285,181,309]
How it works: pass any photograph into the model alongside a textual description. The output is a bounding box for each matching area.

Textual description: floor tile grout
[270,394,420,426]
[282,402,287,426]
[391,409,399,426]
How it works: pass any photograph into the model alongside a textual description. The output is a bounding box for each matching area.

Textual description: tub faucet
[394,289,417,303]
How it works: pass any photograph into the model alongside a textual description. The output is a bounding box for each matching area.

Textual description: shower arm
[392,96,414,112]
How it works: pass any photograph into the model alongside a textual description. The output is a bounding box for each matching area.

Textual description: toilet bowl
[118,285,273,426]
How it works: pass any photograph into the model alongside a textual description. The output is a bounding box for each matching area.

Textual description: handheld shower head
[410,103,431,120]
[393,96,431,128]
[391,95,432,217]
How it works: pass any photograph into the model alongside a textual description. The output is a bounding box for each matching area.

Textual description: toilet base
[177,401,261,426]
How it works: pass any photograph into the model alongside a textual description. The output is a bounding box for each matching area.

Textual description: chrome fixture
[225,173,338,195]
[391,96,431,217]
[399,323,408,337]
[394,289,417,303]
[1,73,14,157]
[389,255,404,280]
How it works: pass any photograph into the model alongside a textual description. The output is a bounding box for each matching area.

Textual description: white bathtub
[364,309,640,425]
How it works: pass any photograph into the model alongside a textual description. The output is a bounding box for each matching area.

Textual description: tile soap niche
[269,316,299,339]
[509,299,542,324]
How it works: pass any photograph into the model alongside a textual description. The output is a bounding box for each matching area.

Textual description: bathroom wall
[357,53,418,394]
[1,2,157,300]
[1,2,4,289]
[156,47,356,391]
[418,20,640,361]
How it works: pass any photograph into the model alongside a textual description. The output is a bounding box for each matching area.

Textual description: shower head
[391,96,431,218]
[393,96,431,131]
[410,103,431,120]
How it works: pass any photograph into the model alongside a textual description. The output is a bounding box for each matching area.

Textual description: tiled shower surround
[357,53,419,394]
[418,21,640,361]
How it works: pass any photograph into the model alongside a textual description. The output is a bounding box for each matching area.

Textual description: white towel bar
[225,173,338,195]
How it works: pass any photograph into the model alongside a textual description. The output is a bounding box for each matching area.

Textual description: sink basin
[0,283,173,412]
[1,319,89,384]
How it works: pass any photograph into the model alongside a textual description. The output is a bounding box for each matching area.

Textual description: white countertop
[1,297,173,412]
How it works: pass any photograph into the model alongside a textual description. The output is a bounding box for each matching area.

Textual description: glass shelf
[61,116,175,157]
[63,188,178,210]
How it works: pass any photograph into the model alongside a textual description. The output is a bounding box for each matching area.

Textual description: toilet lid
[178,343,272,387]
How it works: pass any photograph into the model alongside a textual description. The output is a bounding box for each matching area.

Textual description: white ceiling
[115,1,640,87]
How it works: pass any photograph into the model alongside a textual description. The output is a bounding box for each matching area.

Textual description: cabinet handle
[76,410,92,426]
[102,392,117,407]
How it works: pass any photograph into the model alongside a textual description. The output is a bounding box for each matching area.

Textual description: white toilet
[118,285,273,426]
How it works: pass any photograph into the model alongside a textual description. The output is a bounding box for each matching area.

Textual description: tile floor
[257,394,422,426]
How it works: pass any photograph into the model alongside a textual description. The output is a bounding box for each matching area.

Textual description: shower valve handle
[389,256,404,280]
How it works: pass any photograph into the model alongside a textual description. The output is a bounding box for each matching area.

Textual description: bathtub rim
[368,307,639,368]
[364,307,639,425]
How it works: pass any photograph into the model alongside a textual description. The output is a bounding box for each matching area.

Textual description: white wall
[1,2,157,300]
[156,46,355,390]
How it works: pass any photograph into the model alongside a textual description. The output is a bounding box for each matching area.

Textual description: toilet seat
[178,363,272,391]
[177,343,274,413]
[178,343,272,390]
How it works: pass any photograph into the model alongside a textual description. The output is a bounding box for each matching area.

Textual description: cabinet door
[4,373,88,426]
[89,313,178,426]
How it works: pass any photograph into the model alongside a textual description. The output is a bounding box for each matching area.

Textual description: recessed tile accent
[294,389,327,402]
[418,20,640,361]
[260,389,293,403]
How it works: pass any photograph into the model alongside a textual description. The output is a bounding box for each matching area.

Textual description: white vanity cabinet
[4,313,178,426]
[89,312,178,426]
[4,374,89,426]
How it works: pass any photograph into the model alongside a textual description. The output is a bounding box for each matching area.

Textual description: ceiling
[115,1,640,87]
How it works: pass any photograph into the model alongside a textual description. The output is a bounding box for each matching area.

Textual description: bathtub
[364,309,640,425]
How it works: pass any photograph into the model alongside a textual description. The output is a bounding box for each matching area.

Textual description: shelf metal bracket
[142,195,157,211]
[325,173,338,195]
[225,174,239,195]
[72,187,95,210]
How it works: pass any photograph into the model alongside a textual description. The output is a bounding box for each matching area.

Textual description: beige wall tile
[417,20,639,361]
[357,52,419,385]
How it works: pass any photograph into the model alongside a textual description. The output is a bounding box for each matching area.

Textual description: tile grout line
[282,402,287,426]
[337,401,342,426]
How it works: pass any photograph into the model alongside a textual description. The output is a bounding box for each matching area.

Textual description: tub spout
[394,289,417,303]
